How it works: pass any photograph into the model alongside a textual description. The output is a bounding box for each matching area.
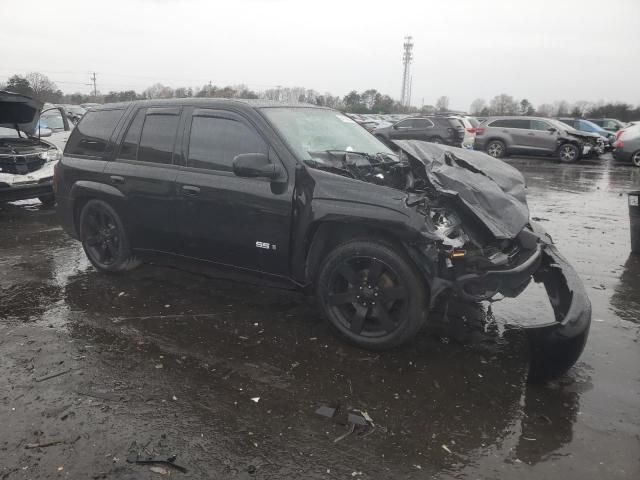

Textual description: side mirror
[547,127,557,133]
[233,153,284,181]
[392,124,399,130]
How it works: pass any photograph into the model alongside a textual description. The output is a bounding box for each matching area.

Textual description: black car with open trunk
[54,99,591,381]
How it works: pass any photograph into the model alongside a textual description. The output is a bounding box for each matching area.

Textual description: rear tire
[632,150,640,167]
[486,140,506,158]
[557,143,579,163]
[79,199,141,273]
[316,239,428,350]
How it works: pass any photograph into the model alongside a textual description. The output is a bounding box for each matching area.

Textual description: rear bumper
[0,179,53,202]
[612,148,631,162]
[55,194,79,239]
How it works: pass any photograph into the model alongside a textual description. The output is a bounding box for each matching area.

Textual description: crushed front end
[395,141,592,380]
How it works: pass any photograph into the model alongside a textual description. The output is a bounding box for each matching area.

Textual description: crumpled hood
[394,140,530,240]
[0,90,43,135]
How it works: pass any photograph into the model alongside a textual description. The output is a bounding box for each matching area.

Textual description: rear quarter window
[65,109,125,157]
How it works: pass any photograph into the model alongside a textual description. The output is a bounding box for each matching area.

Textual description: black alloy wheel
[79,199,140,272]
[317,240,427,350]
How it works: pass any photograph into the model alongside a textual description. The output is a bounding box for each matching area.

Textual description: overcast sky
[1,0,638,110]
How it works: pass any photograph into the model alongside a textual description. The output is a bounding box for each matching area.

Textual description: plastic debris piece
[315,405,336,418]
[149,466,168,475]
[251,397,260,403]
[442,444,452,454]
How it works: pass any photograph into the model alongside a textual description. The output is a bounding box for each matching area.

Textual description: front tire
[558,143,579,163]
[486,140,506,158]
[79,199,140,273]
[316,239,428,350]
[632,150,640,167]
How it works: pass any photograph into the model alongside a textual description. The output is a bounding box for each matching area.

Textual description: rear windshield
[467,117,480,128]
[65,108,125,157]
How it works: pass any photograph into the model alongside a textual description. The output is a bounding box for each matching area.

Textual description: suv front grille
[0,154,45,175]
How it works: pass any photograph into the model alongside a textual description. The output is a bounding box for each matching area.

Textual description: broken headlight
[430,208,469,248]
[40,148,62,163]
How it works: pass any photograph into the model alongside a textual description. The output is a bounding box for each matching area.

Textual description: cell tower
[400,35,414,107]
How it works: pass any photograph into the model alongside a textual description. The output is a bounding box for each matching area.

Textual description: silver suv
[474,116,603,163]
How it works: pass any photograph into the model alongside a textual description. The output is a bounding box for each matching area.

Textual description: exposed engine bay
[0,135,59,175]
[306,142,535,300]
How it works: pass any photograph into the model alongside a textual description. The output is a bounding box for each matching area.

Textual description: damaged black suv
[55,99,591,379]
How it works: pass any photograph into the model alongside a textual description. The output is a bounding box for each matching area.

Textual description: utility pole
[90,72,97,97]
[400,35,413,108]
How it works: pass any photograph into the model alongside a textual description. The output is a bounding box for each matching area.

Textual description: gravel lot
[1,153,639,479]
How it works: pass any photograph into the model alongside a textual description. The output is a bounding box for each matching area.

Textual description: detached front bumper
[446,223,591,380]
[524,244,591,381]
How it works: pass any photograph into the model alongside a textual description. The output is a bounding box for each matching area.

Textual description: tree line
[2,72,639,121]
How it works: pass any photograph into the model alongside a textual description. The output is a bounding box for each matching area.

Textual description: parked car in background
[612,130,640,167]
[53,98,590,379]
[373,116,464,147]
[440,114,480,149]
[475,117,602,162]
[80,102,101,110]
[557,118,613,151]
[586,118,627,133]
[56,104,86,124]
[360,120,379,133]
[0,91,69,205]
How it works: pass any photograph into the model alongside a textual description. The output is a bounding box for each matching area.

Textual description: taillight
[475,127,485,135]
[615,130,624,140]
[466,128,477,133]
[613,140,624,148]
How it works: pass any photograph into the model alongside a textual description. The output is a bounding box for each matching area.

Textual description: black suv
[55,99,591,379]
[373,116,464,147]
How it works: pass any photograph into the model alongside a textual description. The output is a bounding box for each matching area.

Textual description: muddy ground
[1,154,639,479]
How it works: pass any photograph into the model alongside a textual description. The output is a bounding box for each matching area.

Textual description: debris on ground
[34,369,71,382]
[126,441,188,473]
[315,404,375,441]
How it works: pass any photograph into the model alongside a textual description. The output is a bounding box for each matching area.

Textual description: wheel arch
[69,181,126,238]
[301,220,428,289]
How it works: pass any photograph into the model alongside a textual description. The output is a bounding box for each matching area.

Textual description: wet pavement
[1,154,639,479]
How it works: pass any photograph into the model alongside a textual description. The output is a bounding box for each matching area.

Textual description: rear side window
[530,120,552,131]
[138,111,180,164]
[489,119,529,129]
[187,115,267,172]
[119,109,145,160]
[413,119,433,128]
[65,109,125,157]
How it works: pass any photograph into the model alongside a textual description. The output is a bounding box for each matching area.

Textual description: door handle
[181,185,200,196]
[110,175,125,184]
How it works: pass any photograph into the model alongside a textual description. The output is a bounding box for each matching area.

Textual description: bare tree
[25,72,59,102]
[489,94,518,115]
[470,98,486,115]
[436,96,450,112]
[536,103,554,117]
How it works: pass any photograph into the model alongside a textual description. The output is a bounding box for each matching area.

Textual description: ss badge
[256,241,277,251]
